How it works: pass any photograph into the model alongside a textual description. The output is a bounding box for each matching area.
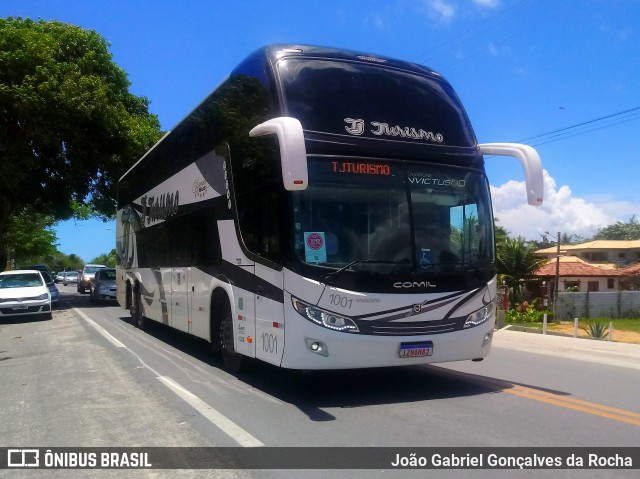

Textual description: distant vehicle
[0,270,52,319]
[40,271,59,304]
[90,268,117,303]
[78,264,107,294]
[55,271,67,283]
[63,272,78,285]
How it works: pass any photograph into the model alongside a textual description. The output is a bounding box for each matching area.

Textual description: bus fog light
[305,338,329,357]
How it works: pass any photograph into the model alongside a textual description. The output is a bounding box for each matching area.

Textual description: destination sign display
[330,161,391,176]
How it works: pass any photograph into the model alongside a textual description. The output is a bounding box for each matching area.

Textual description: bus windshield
[292,158,494,276]
[278,58,476,147]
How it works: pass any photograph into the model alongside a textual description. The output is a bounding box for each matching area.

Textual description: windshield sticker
[304,232,327,263]
[344,118,444,143]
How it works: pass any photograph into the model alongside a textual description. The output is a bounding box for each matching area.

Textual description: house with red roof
[533,240,640,292]
[533,256,622,293]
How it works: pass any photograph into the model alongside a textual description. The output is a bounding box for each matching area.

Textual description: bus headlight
[463,302,494,329]
[292,297,359,333]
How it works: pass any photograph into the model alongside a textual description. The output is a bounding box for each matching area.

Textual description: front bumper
[280,310,495,370]
[0,301,51,318]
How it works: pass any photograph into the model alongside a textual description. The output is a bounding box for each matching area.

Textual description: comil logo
[7,449,39,467]
[393,281,437,289]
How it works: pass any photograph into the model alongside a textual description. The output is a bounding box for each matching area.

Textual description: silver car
[90,268,116,303]
[63,271,78,285]
[78,264,107,294]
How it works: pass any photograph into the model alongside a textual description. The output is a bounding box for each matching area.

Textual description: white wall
[555,291,640,319]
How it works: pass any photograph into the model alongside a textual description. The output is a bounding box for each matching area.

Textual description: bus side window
[192,210,222,266]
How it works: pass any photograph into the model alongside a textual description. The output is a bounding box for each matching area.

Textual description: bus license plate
[399,341,433,358]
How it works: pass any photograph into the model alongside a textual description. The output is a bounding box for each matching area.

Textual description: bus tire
[132,286,146,330]
[219,301,243,373]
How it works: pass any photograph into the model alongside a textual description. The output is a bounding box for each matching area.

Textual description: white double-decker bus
[116,45,543,372]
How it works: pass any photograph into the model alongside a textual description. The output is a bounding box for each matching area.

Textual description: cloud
[473,0,501,8]
[489,170,639,240]
[368,13,389,31]
[487,42,499,56]
[426,0,457,23]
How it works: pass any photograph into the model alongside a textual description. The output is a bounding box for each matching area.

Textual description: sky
[2,0,640,262]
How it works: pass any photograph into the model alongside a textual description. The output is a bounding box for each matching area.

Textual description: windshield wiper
[322,258,410,283]
[459,262,488,281]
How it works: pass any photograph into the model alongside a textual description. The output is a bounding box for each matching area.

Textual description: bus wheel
[219,303,243,373]
[132,288,146,330]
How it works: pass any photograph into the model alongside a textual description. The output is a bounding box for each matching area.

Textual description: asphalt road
[1,285,638,478]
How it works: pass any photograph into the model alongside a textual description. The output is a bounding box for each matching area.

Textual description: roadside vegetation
[507,317,640,334]
[1,17,162,269]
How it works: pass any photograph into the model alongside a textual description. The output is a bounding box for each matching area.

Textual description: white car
[0,270,52,319]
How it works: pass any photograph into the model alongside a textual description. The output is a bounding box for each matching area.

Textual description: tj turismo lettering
[331,161,390,175]
[343,118,444,144]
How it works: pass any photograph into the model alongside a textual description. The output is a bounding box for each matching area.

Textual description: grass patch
[509,318,640,334]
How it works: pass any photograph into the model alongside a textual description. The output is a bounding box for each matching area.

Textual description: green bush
[505,300,553,324]
[584,321,609,340]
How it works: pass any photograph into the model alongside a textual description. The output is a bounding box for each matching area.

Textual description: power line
[411,0,534,65]
[515,106,640,146]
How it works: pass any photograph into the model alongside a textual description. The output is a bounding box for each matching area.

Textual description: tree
[44,251,82,273]
[592,216,640,241]
[0,18,162,267]
[496,237,546,305]
[91,249,116,267]
[6,208,58,267]
[532,232,583,251]
[494,221,509,252]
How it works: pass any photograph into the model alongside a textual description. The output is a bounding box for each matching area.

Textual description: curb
[492,328,640,370]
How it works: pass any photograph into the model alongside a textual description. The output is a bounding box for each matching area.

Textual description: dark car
[20,264,50,275]
[41,271,59,304]
[90,268,116,303]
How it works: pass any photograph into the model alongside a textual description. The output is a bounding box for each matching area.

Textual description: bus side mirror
[249,117,308,191]
[478,143,544,206]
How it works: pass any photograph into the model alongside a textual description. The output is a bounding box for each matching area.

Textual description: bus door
[171,266,189,333]
[254,263,285,366]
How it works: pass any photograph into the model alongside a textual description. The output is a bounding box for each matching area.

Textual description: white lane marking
[75,308,264,447]
[75,308,125,348]
[157,376,264,447]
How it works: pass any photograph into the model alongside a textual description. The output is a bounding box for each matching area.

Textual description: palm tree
[496,236,546,306]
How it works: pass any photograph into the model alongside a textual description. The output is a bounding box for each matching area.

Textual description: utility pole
[554,231,561,313]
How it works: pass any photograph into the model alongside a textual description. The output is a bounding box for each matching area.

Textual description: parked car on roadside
[0,270,52,319]
[20,264,51,275]
[78,264,107,294]
[90,268,117,303]
[40,271,59,304]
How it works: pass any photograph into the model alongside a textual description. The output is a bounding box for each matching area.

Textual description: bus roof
[243,44,444,80]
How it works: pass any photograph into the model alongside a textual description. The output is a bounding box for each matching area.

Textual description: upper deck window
[277,59,476,147]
